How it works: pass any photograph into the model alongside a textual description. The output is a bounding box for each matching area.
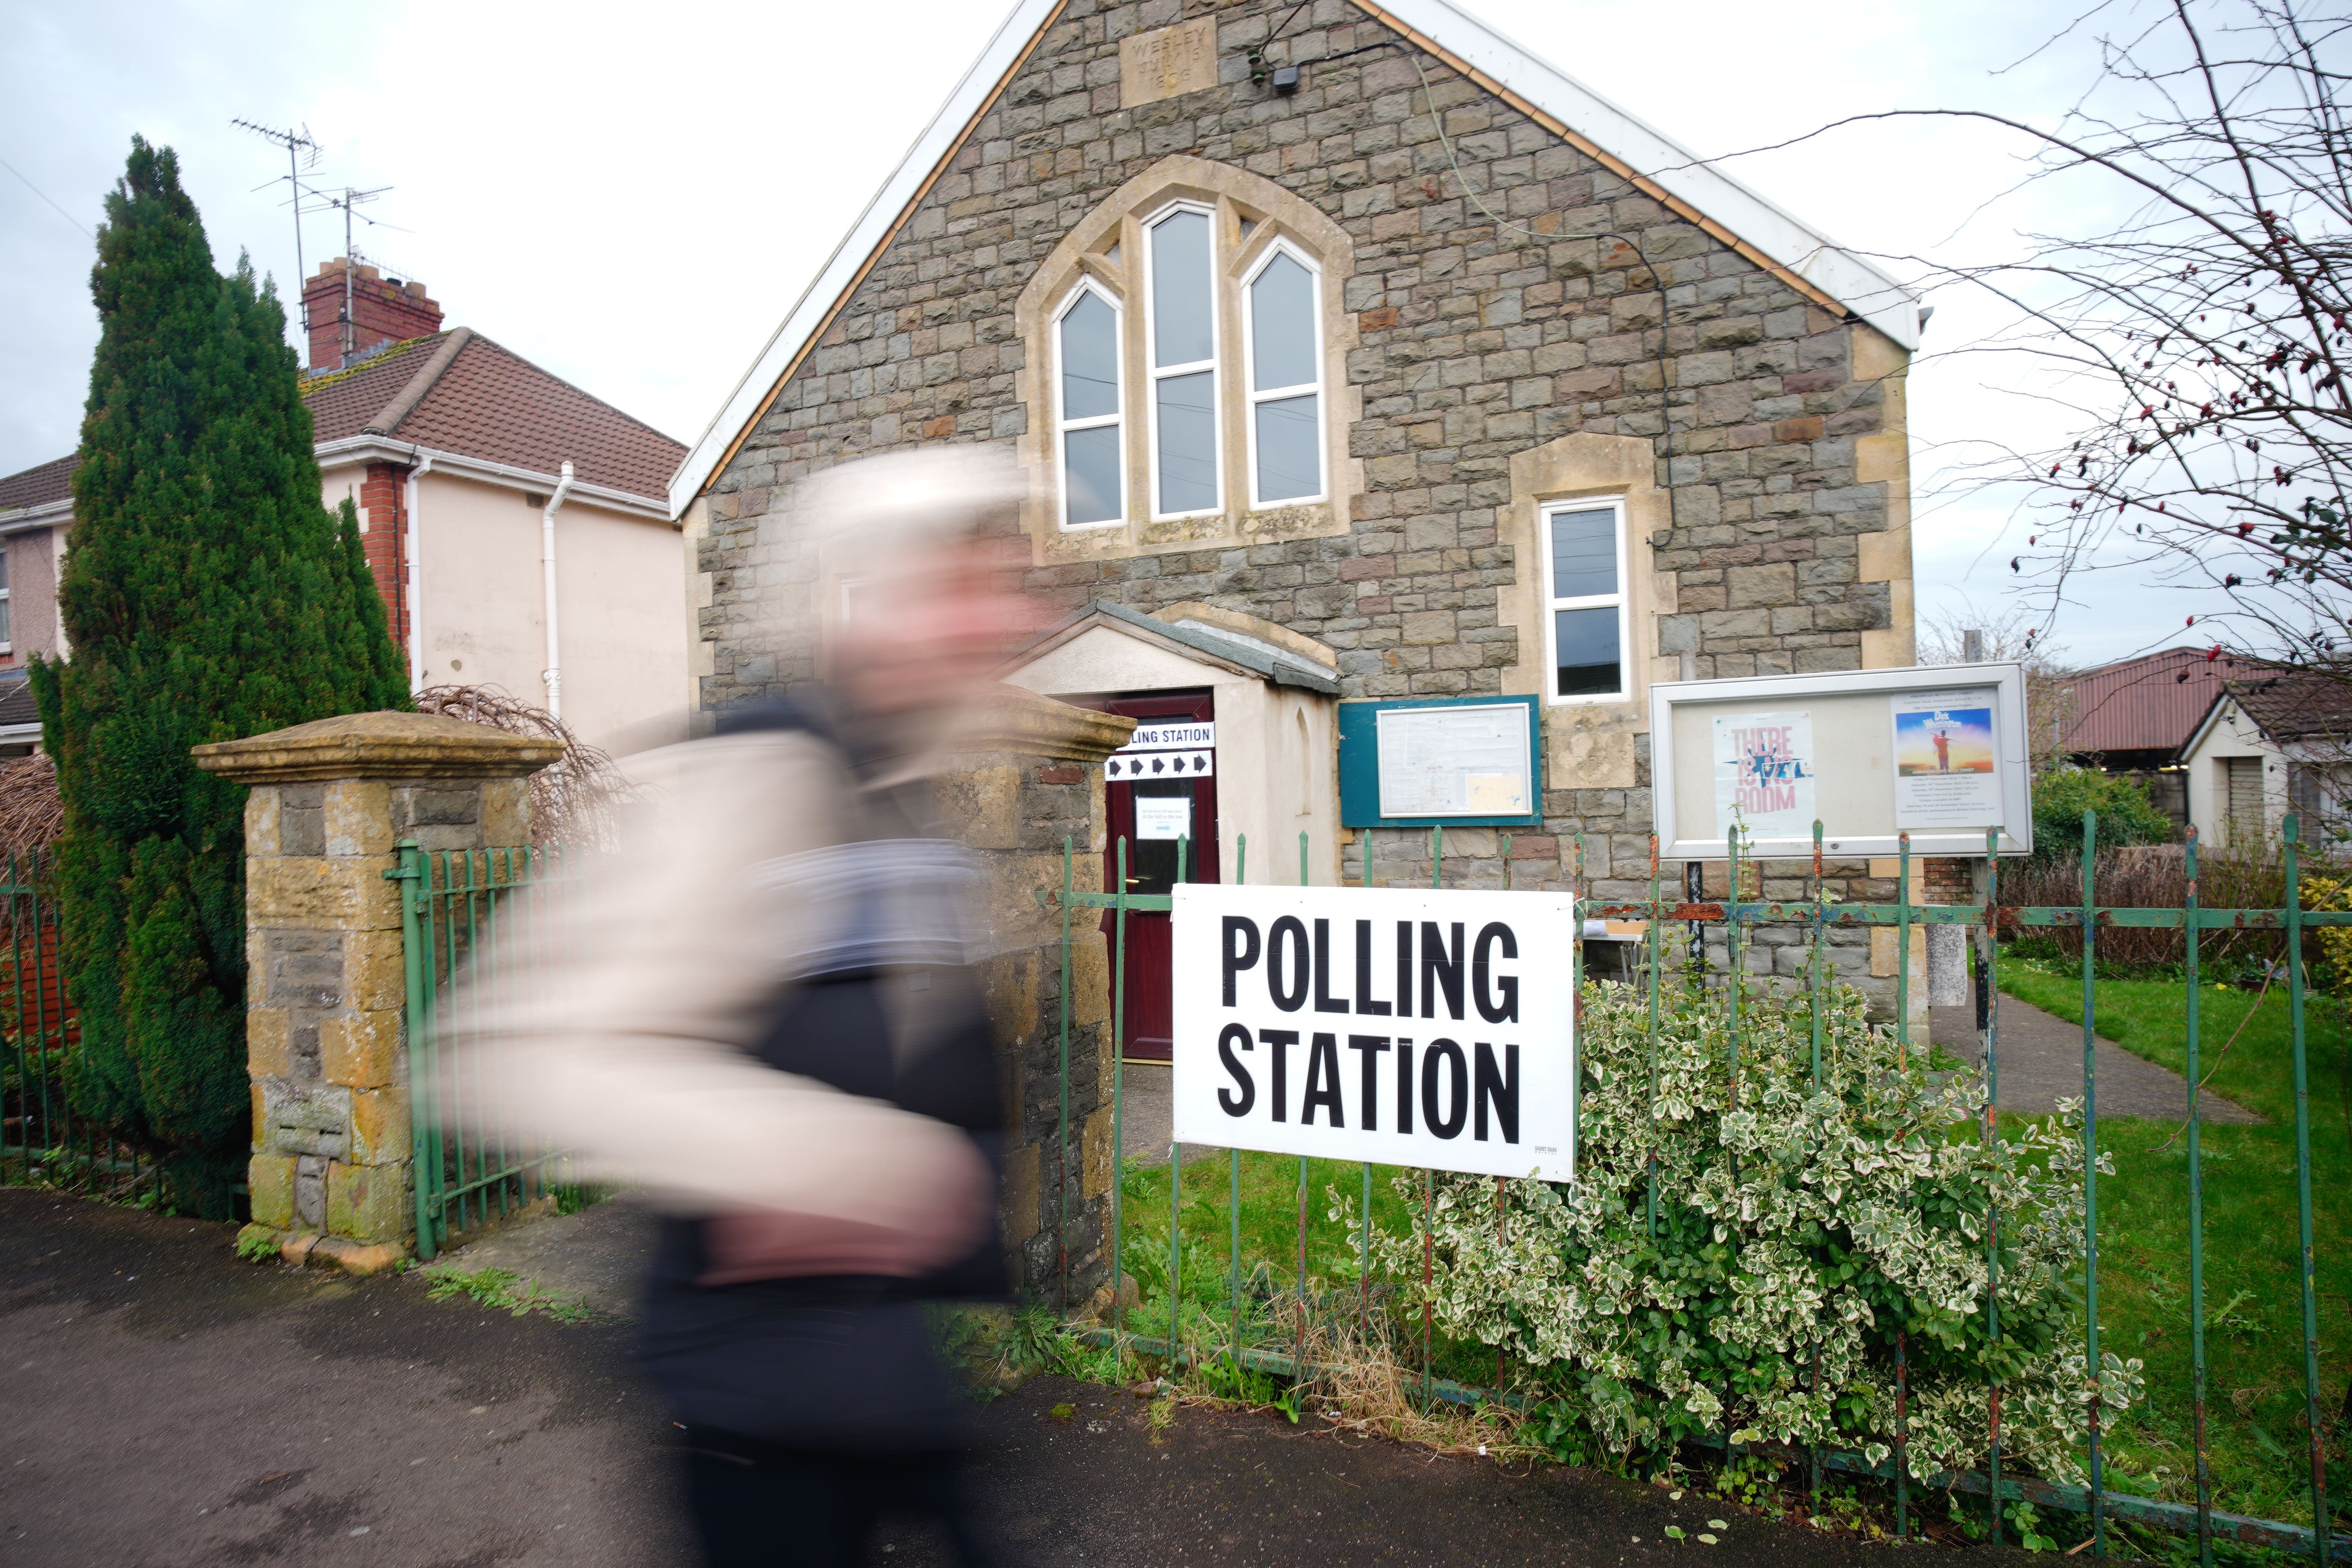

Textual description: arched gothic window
[1027,166,1352,546]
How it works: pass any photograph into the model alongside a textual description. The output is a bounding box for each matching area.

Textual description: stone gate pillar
[192,711,559,1272]
[933,687,1133,1306]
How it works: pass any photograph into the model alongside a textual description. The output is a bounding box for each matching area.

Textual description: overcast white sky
[1,0,2171,661]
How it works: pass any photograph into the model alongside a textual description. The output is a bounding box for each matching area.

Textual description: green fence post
[1985,824,2004,1548]
[1170,836,1187,1345]
[1112,835,1128,1349]
[1726,824,1742,1094]
[1896,829,1911,1071]
[1811,822,1825,1088]
[2082,809,2105,1557]
[1361,826,1374,1335]
[1572,833,1585,1160]
[1060,835,1073,1315]
[2282,817,2329,1568]
[1810,818,1825,1522]
[1646,833,1660,1239]
[1296,830,1309,1385]
[1230,837,1244,1356]
[2184,826,2212,1568]
[391,842,436,1258]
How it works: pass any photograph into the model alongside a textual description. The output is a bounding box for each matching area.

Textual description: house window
[1147,205,1219,517]
[1055,285,1123,527]
[1540,501,1627,701]
[0,549,12,649]
[1245,246,1324,505]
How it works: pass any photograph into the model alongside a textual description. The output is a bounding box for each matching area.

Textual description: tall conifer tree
[33,138,407,1212]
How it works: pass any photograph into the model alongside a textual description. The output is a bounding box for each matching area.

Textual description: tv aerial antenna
[309,184,402,365]
[231,119,320,290]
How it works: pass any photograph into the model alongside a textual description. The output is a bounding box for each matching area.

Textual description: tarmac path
[0,1188,2035,1568]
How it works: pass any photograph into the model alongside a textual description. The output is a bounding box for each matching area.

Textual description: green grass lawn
[1107,971,2347,1539]
[1998,963,2349,1535]
[1112,1149,1517,1387]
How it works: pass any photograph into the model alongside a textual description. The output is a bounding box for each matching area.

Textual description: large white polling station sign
[1169,885,1578,1181]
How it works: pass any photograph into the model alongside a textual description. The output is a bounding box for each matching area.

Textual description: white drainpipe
[403,451,435,691]
[541,460,575,720]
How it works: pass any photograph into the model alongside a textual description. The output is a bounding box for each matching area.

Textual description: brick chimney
[303,258,443,370]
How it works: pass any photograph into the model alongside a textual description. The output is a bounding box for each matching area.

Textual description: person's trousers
[681,1430,989,1568]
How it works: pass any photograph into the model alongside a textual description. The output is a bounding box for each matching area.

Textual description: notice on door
[1892,688,2002,828]
[1135,796,1193,841]
[1170,884,1577,1180]
[1374,705,1532,818]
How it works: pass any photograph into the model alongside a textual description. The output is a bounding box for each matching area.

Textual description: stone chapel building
[669,0,1923,939]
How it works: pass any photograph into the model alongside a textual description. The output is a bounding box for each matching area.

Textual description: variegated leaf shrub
[1358,977,2143,1484]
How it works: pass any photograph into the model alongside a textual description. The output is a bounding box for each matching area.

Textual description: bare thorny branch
[1662,0,2352,673]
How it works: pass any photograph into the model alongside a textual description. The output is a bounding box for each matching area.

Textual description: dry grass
[0,751,63,854]
[1159,1297,1531,1459]
[1999,840,2322,969]
[412,685,638,846]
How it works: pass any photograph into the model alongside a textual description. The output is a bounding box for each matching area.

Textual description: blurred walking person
[453,447,1037,1566]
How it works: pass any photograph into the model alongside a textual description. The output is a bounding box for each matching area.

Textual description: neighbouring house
[2051,639,2324,832]
[669,0,1926,1043]
[2052,646,2297,831]
[2180,671,2352,849]
[0,258,693,750]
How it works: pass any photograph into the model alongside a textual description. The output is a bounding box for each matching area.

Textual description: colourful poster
[1711,710,1816,841]
[1892,690,2002,827]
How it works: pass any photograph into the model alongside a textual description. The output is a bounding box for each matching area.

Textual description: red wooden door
[1100,691,1218,1063]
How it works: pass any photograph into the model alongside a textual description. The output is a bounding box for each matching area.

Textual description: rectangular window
[0,547,12,648]
[1540,503,1626,701]
[1055,287,1123,526]
[1147,207,1219,517]
[1246,247,1324,505]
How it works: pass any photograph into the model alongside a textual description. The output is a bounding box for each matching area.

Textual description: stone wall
[687,0,1919,1020]
[691,0,1916,946]
[931,688,1134,1306]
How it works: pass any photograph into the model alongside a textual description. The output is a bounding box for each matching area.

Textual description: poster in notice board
[1891,689,2003,828]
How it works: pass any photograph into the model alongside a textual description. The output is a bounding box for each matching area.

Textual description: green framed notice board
[1337,694,1544,828]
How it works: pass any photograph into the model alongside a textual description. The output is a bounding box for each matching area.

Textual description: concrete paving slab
[434,1194,659,1320]
[1929,1000,2259,1123]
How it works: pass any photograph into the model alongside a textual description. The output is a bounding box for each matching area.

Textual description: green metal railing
[0,848,150,1197]
[390,841,580,1261]
[1049,813,2348,1562]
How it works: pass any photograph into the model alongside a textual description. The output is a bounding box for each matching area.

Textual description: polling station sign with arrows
[1104,719,1214,780]
[1169,884,1577,1180]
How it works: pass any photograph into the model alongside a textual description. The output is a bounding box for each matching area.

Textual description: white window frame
[1142,200,1221,522]
[1537,499,1630,706]
[1240,240,1328,509]
[1052,281,1125,531]
[0,545,13,653]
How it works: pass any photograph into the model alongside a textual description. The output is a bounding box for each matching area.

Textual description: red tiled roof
[301,334,450,445]
[2226,669,2352,746]
[386,334,684,500]
[2058,646,2274,758]
[0,453,78,513]
[1,327,684,512]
